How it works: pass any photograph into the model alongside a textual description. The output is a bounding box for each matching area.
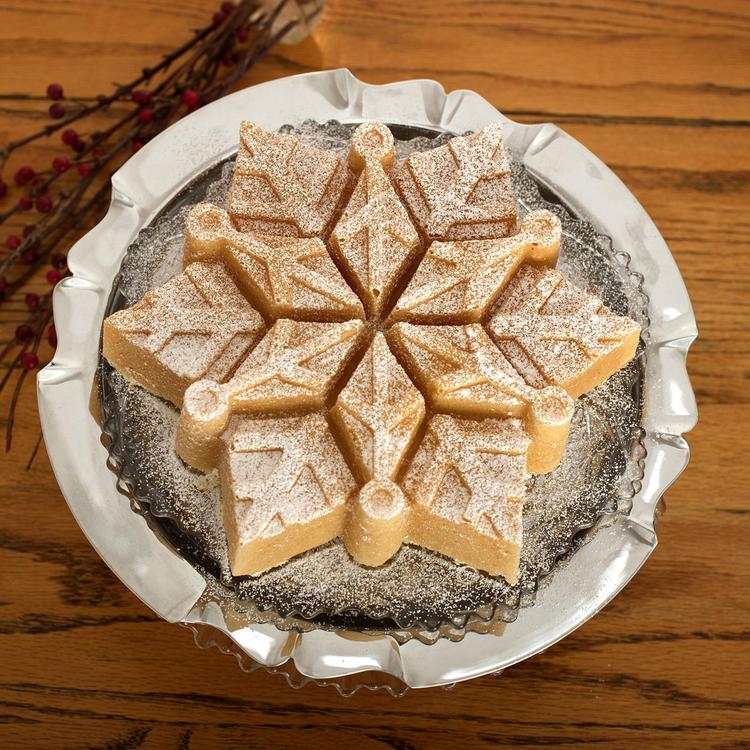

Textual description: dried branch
[0,0,300,458]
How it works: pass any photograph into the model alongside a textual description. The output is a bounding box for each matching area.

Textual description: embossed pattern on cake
[103,262,264,407]
[329,122,421,315]
[391,209,561,324]
[221,413,357,575]
[185,202,364,321]
[402,416,529,578]
[388,322,574,474]
[178,318,364,471]
[331,333,426,566]
[227,121,353,238]
[392,122,517,241]
[487,265,641,398]
[103,120,641,583]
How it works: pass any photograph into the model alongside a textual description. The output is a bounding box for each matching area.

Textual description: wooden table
[1,1,747,747]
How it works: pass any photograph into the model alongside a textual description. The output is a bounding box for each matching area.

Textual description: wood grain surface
[1,1,748,748]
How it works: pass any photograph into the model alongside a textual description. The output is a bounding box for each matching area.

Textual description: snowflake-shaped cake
[103,121,640,584]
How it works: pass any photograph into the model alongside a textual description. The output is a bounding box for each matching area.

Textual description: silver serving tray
[38,70,698,692]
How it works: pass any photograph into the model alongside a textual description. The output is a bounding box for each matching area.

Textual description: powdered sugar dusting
[392,209,561,323]
[392,122,516,241]
[330,123,420,315]
[224,413,355,542]
[103,261,265,406]
[184,202,364,320]
[403,415,528,545]
[228,121,352,237]
[488,264,640,394]
[333,332,425,482]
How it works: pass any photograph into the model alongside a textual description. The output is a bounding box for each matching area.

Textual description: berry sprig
[0,0,299,457]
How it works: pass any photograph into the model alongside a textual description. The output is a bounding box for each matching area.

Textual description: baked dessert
[103,120,640,584]
[329,121,421,315]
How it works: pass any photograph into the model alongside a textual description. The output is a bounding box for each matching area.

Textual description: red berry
[16,324,33,343]
[14,166,35,186]
[48,326,57,348]
[46,83,64,100]
[221,1,236,12]
[22,248,38,264]
[0,275,7,293]
[237,28,249,43]
[53,156,70,173]
[20,352,39,371]
[182,89,199,110]
[62,128,78,146]
[51,253,67,269]
[93,146,106,158]
[77,163,92,177]
[49,102,66,119]
[131,140,144,154]
[72,138,86,153]
[5,235,21,250]
[139,109,154,125]
[18,196,33,211]
[46,269,61,285]
[0,180,7,198]
[132,88,152,105]
[25,292,39,310]
[213,11,226,23]
[36,195,53,213]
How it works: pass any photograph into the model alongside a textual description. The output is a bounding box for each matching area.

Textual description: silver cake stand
[38,69,698,693]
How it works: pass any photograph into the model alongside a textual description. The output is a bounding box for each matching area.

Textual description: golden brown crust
[184,203,364,321]
[220,414,355,575]
[487,264,641,398]
[176,319,364,471]
[391,209,561,324]
[402,415,528,582]
[329,122,421,316]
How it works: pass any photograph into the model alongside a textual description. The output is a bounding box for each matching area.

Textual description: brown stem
[0,19,232,226]
[0,298,52,373]
[0,4,262,244]
[26,430,43,470]
[0,121,142,276]
[203,1,295,102]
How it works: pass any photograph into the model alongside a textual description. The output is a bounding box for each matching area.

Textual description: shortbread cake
[103,120,640,583]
